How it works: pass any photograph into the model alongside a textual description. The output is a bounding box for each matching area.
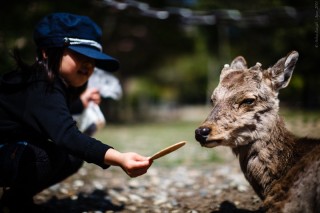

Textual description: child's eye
[82,61,95,71]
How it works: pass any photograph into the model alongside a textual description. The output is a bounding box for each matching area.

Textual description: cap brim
[68,46,119,71]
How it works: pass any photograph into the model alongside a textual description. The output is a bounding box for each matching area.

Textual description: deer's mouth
[200,139,223,148]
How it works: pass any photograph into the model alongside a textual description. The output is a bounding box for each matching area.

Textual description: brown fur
[195,51,320,213]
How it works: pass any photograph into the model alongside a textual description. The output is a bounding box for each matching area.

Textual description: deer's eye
[240,98,255,106]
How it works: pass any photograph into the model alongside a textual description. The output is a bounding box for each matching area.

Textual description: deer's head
[195,51,299,148]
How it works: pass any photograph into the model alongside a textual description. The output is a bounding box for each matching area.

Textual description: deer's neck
[233,116,296,200]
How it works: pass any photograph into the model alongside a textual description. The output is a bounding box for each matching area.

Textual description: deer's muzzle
[195,127,211,143]
[195,126,225,148]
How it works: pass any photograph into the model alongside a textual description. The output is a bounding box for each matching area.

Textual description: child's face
[59,49,95,87]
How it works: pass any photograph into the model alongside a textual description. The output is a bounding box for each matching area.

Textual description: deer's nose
[195,127,211,142]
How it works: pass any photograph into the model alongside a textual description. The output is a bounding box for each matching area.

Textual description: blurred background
[0,0,319,124]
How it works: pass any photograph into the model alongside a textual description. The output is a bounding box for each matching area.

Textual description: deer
[195,51,320,213]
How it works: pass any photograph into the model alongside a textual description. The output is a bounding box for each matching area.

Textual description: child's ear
[41,49,48,59]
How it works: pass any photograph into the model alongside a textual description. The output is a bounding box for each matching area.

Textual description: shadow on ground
[212,201,264,213]
[42,189,124,213]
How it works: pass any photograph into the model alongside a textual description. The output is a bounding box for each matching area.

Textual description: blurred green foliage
[0,0,319,122]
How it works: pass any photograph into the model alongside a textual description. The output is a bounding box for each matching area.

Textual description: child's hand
[80,88,101,107]
[119,152,152,177]
[104,149,152,177]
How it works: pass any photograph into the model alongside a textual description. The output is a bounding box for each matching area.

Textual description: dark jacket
[0,70,111,168]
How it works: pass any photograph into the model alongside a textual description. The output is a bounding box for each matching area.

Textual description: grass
[95,120,225,167]
[281,108,320,122]
[280,108,320,138]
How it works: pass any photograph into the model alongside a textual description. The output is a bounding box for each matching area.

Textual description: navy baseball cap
[34,12,119,71]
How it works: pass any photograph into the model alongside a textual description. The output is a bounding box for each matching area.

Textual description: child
[0,12,152,212]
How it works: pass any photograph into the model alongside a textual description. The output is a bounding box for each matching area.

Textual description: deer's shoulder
[264,143,320,212]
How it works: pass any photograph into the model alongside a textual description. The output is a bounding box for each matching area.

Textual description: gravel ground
[34,159,263,213]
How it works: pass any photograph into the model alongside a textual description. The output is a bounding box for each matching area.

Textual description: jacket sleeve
[69,98,85,115]
[23,81,112,169]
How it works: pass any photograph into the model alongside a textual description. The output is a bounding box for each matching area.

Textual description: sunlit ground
[95,120,222,167]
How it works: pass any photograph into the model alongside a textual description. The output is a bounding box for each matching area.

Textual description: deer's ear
[270,51,299,91]
[220,56,247,80]
[230,56,247,70]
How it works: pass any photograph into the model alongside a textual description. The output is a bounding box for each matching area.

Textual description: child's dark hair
[13,47,86,99]
[12,47,64,84]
